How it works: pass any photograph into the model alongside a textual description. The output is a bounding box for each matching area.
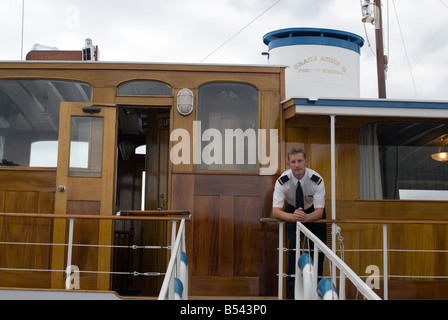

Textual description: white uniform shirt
[272,168,325,210]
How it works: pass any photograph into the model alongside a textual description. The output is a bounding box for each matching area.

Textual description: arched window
[117,80,172,96]
[197,82,258,171]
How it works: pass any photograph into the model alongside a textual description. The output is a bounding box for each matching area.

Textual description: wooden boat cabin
[0,60,284,297]
[0,28,447,299]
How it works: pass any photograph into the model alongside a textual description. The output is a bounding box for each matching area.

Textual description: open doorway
[111,106,170,296]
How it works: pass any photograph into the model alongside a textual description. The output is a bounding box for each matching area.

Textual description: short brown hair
[287,147,307,161]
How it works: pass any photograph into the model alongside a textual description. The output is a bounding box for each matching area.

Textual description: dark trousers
[285,204,326,299]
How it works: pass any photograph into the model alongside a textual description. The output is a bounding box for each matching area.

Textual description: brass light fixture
[431,135,448,162]
[177,88,194,116]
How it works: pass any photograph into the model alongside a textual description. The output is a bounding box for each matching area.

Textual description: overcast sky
[1,0,448,100]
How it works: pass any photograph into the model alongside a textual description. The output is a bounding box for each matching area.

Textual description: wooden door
[191,174,263,296]
[140,109,170,295]
[51,102,117,290]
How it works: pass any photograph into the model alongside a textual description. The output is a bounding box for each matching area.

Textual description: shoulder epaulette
[310,174,322,185]
[277,175,290,185]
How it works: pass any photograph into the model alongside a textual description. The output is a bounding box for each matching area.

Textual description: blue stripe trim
[263,28,364,54]
[317,278,337,298]
[298,253,312,271]
[174,277,183,296]
[181,251,188,266]
[292,98,448,110]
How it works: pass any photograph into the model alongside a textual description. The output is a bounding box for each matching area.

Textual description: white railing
[261,218,381,300]
[329,218,448,300]
[158,218,188,300]
[0,211,190,298]
[294,221,381,300]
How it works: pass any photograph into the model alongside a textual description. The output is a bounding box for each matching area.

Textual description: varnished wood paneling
[260,90,281,174]
[218,195,234,276]
[0,168,56,192]
[190,174,266,296]
[66,200,100,290]
[171,172,277,297]
[171,174,195,210]
[194,174,260,196]
[335,200,448,283]
[66,178,102,200]
[52,103,117,291]
[335,128,359,200]
[234,196,260,277]
[0,62,283,95]
[193,195,219,277]
[259,175,278,296]
[0,170,55,289]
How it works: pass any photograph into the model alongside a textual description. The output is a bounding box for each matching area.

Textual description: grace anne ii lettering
[294,56,347,73]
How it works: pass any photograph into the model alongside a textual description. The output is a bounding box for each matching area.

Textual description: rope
[0,267,165,277]
[0,241,169,250]
[439,0,448,9]
[391,0,418,97]
[200,0,281,62]
[335,248,448,253]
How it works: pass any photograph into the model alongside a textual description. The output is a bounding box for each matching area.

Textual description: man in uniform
[272,147,326,298]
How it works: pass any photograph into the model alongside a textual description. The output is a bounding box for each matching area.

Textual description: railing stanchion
[339,270,346,300]
[65,218,75,290]
[312,243,319,298]
[383,223,388,300]
[158,219,187,300]
[294,222,300,299]
[278,222,284,300]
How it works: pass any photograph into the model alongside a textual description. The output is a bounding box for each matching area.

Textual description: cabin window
[117,80,172,96]
[69,116,103,177]
[197,82,258,171]
[135,145,146,155]
[359,122,448,200]
[30,141,59,167]
[0,80,91,167]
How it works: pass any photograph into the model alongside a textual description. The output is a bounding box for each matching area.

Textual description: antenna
[374,0,387,98]
[361,0,387,98]
[21,0,25,60]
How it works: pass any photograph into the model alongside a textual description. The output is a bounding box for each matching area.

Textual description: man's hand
[292,208,310,222]
[273,207,324,223]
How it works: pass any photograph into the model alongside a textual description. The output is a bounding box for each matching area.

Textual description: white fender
[296,254,314,300]
[317,278,338,300]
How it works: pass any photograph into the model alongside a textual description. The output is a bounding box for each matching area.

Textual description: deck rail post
[65,218,75,290]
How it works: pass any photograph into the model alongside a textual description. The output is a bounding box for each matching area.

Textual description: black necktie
[296,181,304,209]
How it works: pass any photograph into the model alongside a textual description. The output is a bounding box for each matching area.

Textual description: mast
[374,0,387,98]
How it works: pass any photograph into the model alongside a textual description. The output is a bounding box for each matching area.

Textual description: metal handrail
[0,210,191,221]
[295,221,381,300]
[318,218,448,225]
[0,211,190,296]
[158,218,188,300]
[262,217,448,300]
[261,218,381,300]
